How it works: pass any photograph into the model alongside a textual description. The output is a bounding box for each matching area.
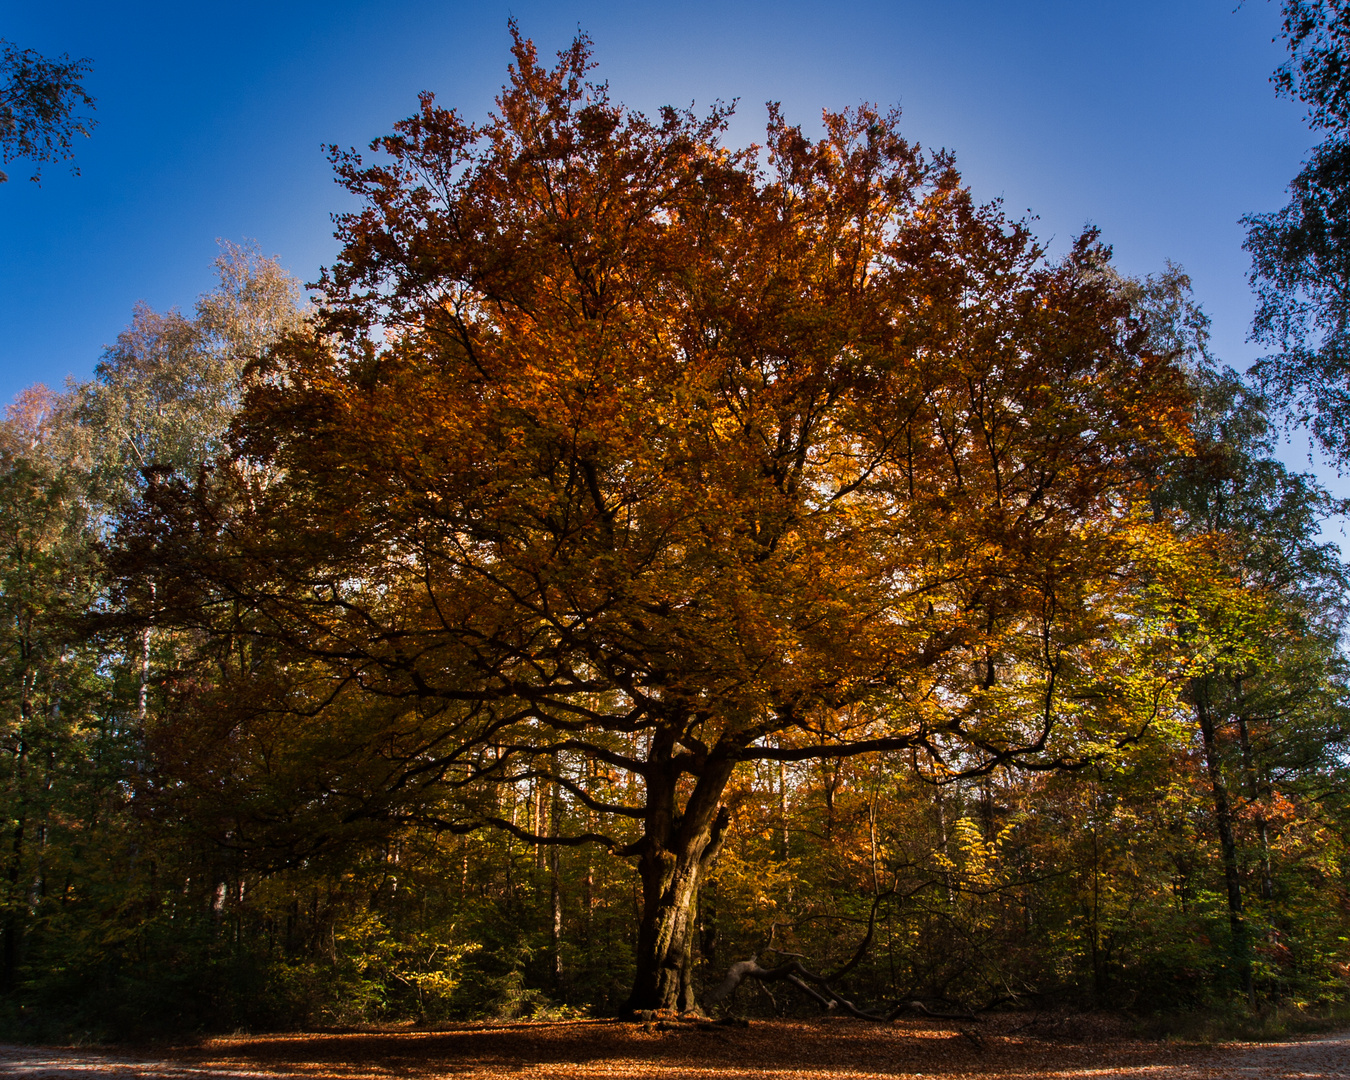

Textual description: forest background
[6,0,1350,1039]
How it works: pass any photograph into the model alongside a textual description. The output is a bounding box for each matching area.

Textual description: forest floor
[1,1015,1348,1079]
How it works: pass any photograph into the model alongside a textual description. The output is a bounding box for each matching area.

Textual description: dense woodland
[6,11,1350,1040]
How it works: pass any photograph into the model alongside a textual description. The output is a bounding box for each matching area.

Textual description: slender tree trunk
[534,778,545,872]
[138,581,155,722]
[819,748,839,841]
[550,775,563,987]
[1089,791,1104,1001]
[2,666,31,992]
[2,779,23,991]
[935,784,955,905]
[1233,680,1274,903]
[583,759,595,949]
[1194,676,1254,1003]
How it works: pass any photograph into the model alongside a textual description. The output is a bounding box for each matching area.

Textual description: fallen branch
[891,1000,980,1022]
[704,956,968,1024]
[704,954,984,1050]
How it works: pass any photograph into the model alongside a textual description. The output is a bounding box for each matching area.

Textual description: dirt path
[1219,1031,1350,1077]
[1,1020,1347,1079]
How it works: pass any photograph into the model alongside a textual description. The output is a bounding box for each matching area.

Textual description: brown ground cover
[2,1016,1348,1079]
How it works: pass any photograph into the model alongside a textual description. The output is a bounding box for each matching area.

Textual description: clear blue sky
[0,1,1315,411]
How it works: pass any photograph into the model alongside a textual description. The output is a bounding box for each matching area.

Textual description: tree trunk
[2,807,23,992]
[624,742,734,1014]
[138,581,155,721]
[1194,676,1254,1003]
[1233,683,1274,903]
[550,778,563,987]
[2,690,31,992]
[627,809,730,1012]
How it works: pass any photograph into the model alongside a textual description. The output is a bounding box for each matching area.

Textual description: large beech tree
[123,30,1195,1013]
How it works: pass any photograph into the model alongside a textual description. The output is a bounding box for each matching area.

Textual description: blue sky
[0,1,1316,416]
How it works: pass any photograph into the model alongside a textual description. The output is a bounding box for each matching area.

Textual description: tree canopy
[0,39,95,184]
[1245,0,1350,460]
[119,28,1199,1014]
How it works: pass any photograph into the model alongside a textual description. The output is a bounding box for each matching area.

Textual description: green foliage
[0,40,95,184]
[1245,1,1350,462]
[1276,0,1350,131]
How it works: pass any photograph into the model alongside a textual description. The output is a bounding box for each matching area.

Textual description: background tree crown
[0,39,95,184]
